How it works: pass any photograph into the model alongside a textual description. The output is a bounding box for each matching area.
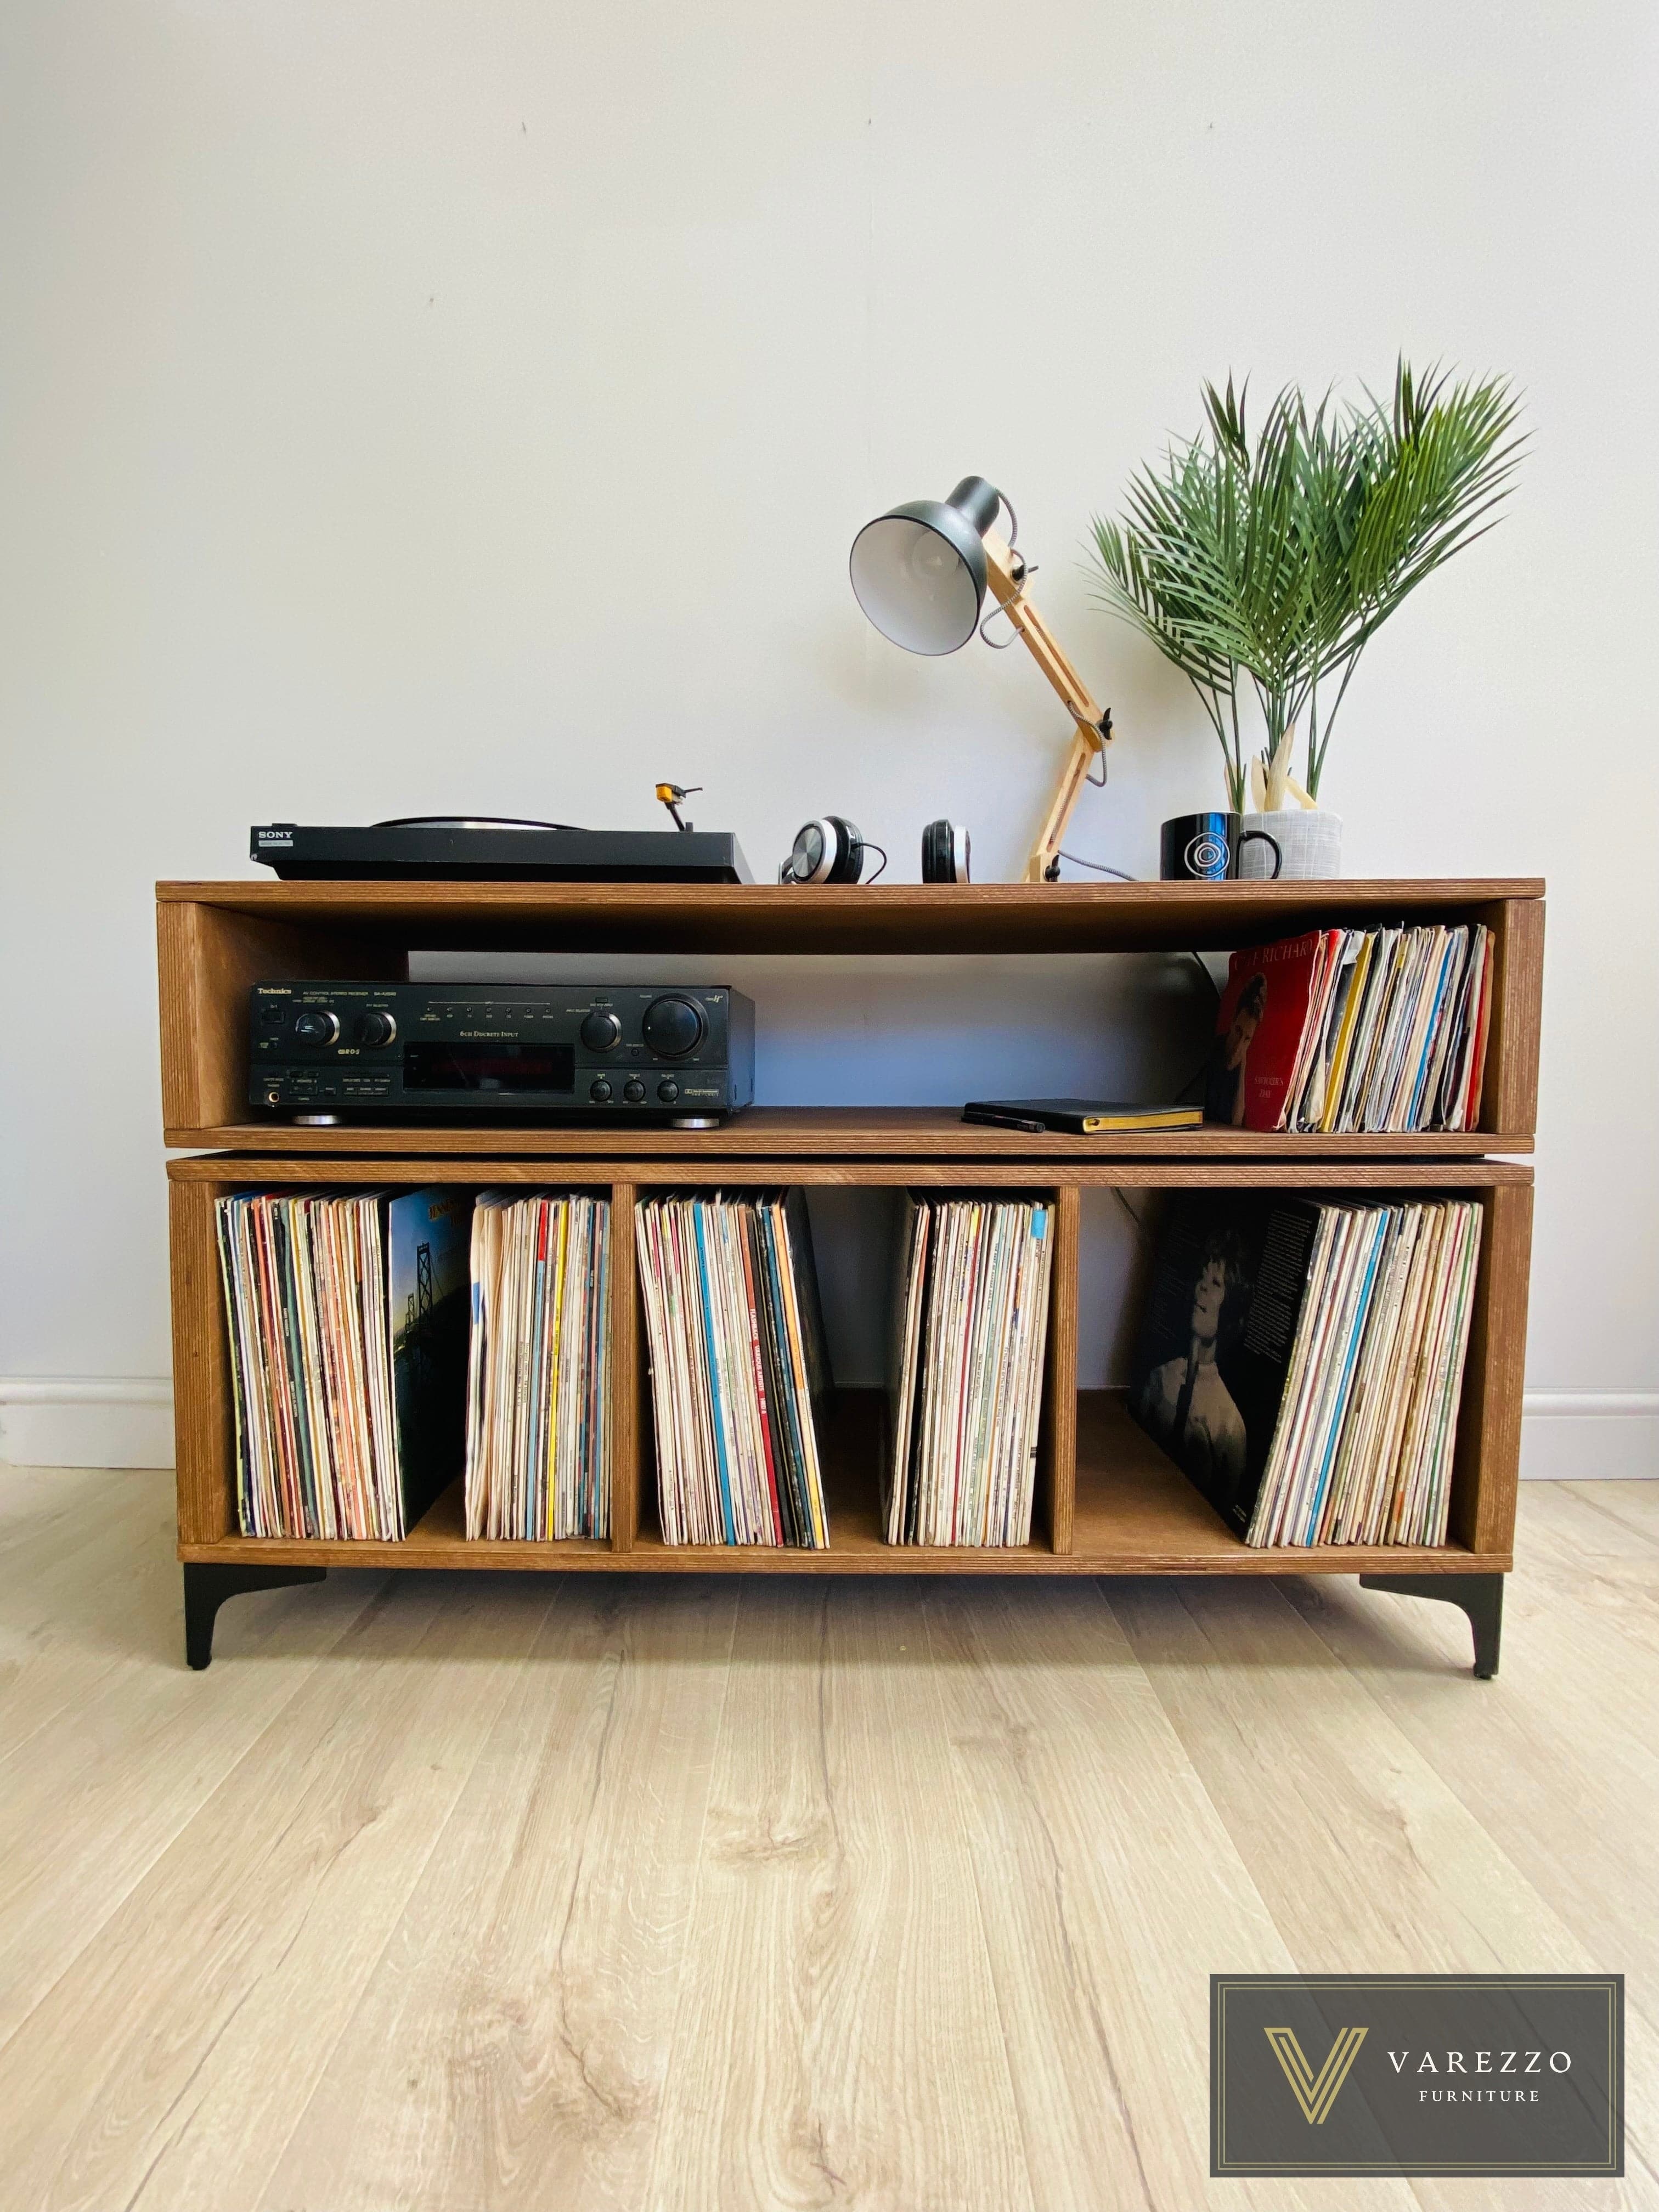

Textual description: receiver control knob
[580,1009,623,1052]
[641,994,704,1059]
[656,1079,679,1104]
[589,1078,613,1104]
[623,1077,647,1103]
[293,1008,340,1045]
[356,1009,397,1048]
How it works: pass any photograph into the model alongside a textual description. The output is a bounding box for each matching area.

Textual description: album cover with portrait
[1204,930,1340,1130]
[1128,1192,1321,1533]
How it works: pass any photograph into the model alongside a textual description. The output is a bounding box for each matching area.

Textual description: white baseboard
[1,1378,1655,1482]
[0,1379,175,1470]
[1519,1392,1659,1481]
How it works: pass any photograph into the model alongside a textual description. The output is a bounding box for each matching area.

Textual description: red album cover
[1204,932,1335,1131]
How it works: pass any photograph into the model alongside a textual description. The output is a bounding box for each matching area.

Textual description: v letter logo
[1263,2025,1368,2124]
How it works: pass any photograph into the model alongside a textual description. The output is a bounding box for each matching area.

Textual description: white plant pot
[1239,809,1342,881]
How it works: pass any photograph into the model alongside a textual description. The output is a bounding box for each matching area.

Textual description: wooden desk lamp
[849,475,1114,882]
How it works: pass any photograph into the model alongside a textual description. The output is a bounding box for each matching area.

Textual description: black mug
[1160,811,1282,882]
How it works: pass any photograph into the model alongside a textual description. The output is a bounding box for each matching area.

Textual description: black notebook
[964,1098,1201,1133]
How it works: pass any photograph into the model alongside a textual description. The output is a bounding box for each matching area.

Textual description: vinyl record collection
[1130,1190,1483,1552]
[635,1190,833,1547]
[885,1195,1056,1547]
[216,1187,472,1538]
[465,1193,612,1540]
[1247,1198,1483,1548]
[1208,924,1493,1134]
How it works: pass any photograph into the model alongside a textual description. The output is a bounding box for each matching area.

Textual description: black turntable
[251,815,752,883]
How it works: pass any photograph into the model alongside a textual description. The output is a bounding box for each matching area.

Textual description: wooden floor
[1,1470,1655,2211]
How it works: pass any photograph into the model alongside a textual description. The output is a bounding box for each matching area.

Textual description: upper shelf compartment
[155,878,1544,1148]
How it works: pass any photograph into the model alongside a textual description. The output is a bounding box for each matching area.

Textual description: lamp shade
[849,475,1003,656]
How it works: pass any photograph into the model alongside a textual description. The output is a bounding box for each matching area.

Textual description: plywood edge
[1486,896,1545,1139]
[160,1119,1533,1160]
[1464,1181,1533,1556]
[164,1153,1537,1190]
[168,1178,234,1543]
[175,1535,1511,1576]
[156,901,208,1130]
[154,877,1549,906]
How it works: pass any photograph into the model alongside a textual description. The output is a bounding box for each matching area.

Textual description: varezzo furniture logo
[1262,2025,1368,2123]
[1211,1974,1623,2176]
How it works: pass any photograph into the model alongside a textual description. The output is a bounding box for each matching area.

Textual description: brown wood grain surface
[1456,1179,1534,1556]
[157,875,1547,955]
[169,1154,1533,1189]
[165,1108,1530,1158]
[158,876,1539,1597]
[168,1177,234,1543]
[1483,893,1546,1138]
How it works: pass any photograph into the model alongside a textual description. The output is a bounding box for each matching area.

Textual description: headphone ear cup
[825,816,865,883]
[922,818,969,883]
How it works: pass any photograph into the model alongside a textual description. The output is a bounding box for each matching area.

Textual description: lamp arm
[983,535,1115,883]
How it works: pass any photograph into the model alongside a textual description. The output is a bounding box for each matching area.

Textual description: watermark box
[1211,1973,1623,2176]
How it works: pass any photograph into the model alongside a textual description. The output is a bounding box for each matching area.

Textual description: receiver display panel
[402,1042,576,1093]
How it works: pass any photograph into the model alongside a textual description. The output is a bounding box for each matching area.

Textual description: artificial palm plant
[1090,362,1525,810]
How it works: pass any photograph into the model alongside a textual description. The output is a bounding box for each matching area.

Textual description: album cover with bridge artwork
[389,1187,474,1526]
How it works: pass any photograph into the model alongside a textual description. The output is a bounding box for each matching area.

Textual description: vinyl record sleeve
[1129,1193,1322,1535]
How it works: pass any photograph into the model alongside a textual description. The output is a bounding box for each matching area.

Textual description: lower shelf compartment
[178,1392,1507,1576]
[627,1391,1048,1568]
[1070,1393,1504,1573]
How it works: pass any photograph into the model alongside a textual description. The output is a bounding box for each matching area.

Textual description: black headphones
[781,817,885,884]
[921,818,970,883]
[780,816,967,884]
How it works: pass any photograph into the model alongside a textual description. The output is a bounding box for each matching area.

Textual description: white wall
[2,1,1655,1471]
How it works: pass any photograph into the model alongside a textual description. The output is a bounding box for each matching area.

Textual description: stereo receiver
[249,982,754,1124]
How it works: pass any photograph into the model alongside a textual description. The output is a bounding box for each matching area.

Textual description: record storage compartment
[168,1157,1528,1573]
[159,877,1542,1667]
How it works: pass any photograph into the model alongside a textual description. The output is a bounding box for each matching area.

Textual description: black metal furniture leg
[1359,1572,1504,1678]
[184,1562,328,1669]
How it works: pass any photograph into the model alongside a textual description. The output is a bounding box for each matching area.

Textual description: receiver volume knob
[580,1009,623,1052]
[641,994,704,1058]
[292,1008,340,1045]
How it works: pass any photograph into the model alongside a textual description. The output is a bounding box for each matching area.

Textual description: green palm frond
[1088,359,1525,804]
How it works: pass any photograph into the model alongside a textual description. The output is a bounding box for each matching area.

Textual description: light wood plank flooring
[0,1468,1654,2211]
